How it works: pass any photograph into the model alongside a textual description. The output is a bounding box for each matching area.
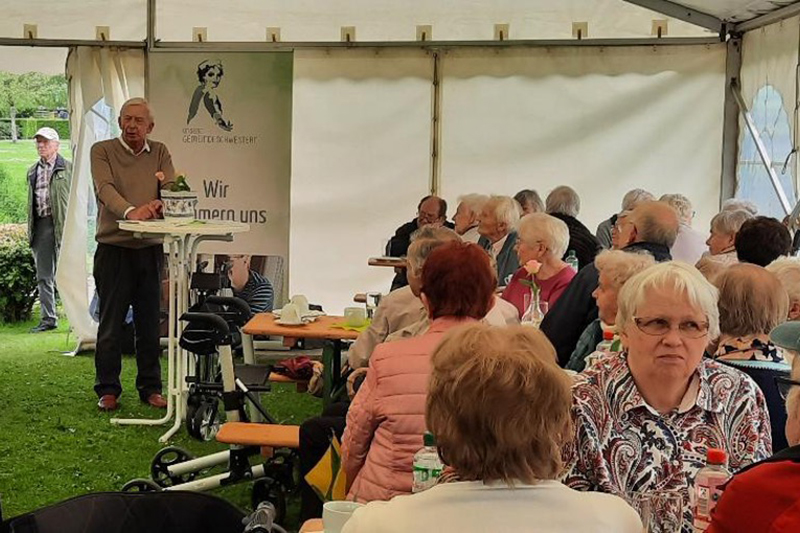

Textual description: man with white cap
[26,126,72,333]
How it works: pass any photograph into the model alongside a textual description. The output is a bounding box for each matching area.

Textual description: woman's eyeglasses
[633,317,709,339]
[775,376,800,401]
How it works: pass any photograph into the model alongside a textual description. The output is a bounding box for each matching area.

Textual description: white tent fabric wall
[290,49,432,313]
[0,0,145,40]
[60,47,145,349]
[738,17,799,214]
[439,44,727,233]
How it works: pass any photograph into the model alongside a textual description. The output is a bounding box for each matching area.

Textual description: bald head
[621,201,680,249]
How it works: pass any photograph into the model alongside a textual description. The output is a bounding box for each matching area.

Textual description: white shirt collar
[491,234,509,258]
[118,136,151,156]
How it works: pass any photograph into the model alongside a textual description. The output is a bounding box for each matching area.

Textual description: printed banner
[148,52,293,258]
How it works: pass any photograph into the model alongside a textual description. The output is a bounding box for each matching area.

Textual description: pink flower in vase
[523,259,542,276]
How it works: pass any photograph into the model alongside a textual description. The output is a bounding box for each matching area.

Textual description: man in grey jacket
[26,127,72,333]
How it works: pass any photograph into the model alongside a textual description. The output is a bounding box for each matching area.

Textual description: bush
[0,224,37,322]
[18,119,70,140]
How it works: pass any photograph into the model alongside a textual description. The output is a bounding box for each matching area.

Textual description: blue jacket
[478,231,520,286]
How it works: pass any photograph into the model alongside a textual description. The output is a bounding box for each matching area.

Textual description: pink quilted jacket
[341,317,475,503]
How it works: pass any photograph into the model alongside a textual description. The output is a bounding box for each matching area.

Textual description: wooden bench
[216,422,301,457]
[268,371,309,392]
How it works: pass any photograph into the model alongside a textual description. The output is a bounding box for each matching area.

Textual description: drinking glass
[625,491,686,533]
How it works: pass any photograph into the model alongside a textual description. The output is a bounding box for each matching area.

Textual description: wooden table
[368,256,406,268]
[243,314,360,407]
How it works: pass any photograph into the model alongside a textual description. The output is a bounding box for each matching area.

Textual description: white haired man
[545,185,601,270]
[91,97,175,411]
[26,127,72,332]
[477,195,521,286]
[595,189,654,249]
[452,194,488,243]
[660,193,707,264]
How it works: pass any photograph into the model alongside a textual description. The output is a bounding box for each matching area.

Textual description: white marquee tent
[1,0,799,345]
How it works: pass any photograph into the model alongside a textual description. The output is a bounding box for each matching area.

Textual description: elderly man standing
[386,195,452,291]
[451,193,487,243]
[91,97,175,411]
[545,185,600,270]
[477,195,521,286]
[26,127,72,333]
[541,201,679,365]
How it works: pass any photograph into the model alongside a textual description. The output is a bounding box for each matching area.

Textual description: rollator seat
[216,422,300,449]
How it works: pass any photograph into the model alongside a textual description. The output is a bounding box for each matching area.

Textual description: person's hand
[127,204,156,220]
[148,199,164,218]
[347,368,368,400]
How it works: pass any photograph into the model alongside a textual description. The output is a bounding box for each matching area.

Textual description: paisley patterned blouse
[562,352,772,497]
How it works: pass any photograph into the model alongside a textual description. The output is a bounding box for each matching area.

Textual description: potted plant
[160,173,198,221]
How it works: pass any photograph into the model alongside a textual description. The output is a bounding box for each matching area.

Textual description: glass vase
[521,289,548,328]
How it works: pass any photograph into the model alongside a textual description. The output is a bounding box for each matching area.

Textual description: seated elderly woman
[566,250,655,372]
[712,263,791,451]
[767,256,800,321]
[341,241,497,503]
[501,213,575,318]
[708,322,800,532]
[700,208,754,267]
[342,324,642,533]
[563,262,772,528]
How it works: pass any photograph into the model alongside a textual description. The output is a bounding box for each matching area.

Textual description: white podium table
[111,219,249,442]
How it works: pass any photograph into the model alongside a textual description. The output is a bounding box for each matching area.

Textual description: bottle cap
[707,448,727,464]
[603,330,615,341]
[423,431,436,447]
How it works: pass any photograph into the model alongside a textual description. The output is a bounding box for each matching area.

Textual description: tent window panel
[736,84,796,218]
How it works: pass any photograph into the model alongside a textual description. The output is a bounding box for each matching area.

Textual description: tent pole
[731,79,793,214]
[620,0,724,33]
[720,36,742,206]
[736,2,800,33]
[430,51,442,196]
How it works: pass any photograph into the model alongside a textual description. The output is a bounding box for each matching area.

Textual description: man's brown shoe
[145,393,167,409]
[98,395,118,411]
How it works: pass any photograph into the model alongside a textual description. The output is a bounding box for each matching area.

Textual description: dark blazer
[541,241,672,366]
[549,212,602,270]
[387,219,455,291]
[478,230,520,286]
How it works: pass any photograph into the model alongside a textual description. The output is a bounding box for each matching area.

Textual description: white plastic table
[111,219,249,442]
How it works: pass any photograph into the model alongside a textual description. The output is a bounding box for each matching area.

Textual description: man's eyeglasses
[633,317,709,339]
[417,211,442,224]
[775,376,800,401]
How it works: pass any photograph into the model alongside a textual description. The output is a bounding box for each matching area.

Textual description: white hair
[722,198,758,216]
[545,186,580,218]
[120,97,154,121]
[518,213,570,259]
[617,261,720,339]
[621,189,655,211]
[484,195,521,230]
[659,193,694,225]
[767,256,800,306]
[457,194,489,218]
[711,209,754,235]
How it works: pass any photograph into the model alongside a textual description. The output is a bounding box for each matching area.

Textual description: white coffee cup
[280,303,302,324]
[291,294,310,316]
[344,306,367,327]
[322,501,363,533]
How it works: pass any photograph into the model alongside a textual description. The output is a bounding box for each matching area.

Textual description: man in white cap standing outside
[26,126,72,333]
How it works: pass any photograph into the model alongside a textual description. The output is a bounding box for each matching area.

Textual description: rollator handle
[180,312,232,346]
[205,295,251,317]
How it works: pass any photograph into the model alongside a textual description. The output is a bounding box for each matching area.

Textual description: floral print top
[562,352,772,496]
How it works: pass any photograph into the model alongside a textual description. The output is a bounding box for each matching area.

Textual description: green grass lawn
[0,311,320,530]
[0,139,74,223]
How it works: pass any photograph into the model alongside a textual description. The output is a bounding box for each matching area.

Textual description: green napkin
[330,320,372,333]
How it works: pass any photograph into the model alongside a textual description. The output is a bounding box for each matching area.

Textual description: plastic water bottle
[693,448,732,532]
[565,250,579,271]
[412,432,444,493]
[586,329,615,368]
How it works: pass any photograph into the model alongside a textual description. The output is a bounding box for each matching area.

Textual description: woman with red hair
[341,241,496,503]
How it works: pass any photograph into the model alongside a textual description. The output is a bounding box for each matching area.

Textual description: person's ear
[788,301,800,321]
[147,121,155,134]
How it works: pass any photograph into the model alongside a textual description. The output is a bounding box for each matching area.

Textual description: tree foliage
[0,72,67,118]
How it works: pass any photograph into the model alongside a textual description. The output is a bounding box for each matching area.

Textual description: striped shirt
[234,270,274,315]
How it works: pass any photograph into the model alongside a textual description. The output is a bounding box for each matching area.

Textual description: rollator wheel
[121,478,162,492]
[252,478,287,526]
[150,446,197,487]
[193,398,222,441]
